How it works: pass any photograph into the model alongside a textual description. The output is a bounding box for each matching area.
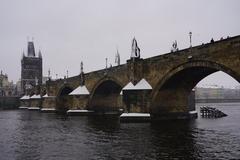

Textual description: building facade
[0,71,15,96]
[195,86,240,100]
[21,41,42,95]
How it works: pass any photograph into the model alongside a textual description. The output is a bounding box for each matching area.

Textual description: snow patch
[120,113,150,117]
[134,78,152,90]
[67,109,94,113]
[19,106,28,109]
[122,79,152,91]
[28,107,40,110]
[122,82,135,90]
[69,85,90,95]
[30,94,41,99]
[20,95,30,100]
[43,94,48,98]
[41,108,56,111]
[189,110,197,114]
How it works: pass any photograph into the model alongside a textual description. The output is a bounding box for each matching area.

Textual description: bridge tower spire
[27,41,36,57]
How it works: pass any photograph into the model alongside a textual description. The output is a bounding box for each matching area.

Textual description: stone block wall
[71,96,89,110]
[0,96,20,109]
[42,97,56,108]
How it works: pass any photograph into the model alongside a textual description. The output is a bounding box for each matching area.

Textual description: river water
[0,103,240,160]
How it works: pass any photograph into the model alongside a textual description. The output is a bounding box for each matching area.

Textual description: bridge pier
[71,95,89,110]
[27,95,42,110]
[56,96,73,113]
[41,96,56,112]
[89,94,123,114]
[123,90,151,113]
[19,99,30,109]
[150,90,197,120]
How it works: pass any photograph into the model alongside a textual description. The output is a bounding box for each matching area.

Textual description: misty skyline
[0,0,239,87]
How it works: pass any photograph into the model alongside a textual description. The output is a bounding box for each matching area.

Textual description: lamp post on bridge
[189,32,192,47]
[48,69,51,80]
[105,58,108,69]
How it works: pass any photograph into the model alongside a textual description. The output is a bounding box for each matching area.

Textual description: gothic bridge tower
[21,41,42,95]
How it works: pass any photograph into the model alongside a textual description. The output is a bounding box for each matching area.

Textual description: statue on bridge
[130,37,141,60]
[80,61,85,86]
[171,40,178,52]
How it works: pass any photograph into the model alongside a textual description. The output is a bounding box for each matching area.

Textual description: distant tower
[21,41,42,94]
[115,49,120,66]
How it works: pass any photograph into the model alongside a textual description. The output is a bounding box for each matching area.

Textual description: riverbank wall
[0,96,20,109]
[196,99,240,103]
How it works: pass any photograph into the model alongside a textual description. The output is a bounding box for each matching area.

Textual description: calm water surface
[0,103,240,160]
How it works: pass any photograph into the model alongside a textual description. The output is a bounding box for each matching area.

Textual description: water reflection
[150,121,200,159]
[0,103,240,160]
[86,116,120,132]
[15,111,45,160]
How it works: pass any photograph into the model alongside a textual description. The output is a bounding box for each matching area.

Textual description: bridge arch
[56,85,74,113]
[88,77,124,112]
[151,60,240,116]
[57,85,73,97]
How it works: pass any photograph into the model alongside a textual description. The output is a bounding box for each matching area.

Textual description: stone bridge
[22,36,240,119]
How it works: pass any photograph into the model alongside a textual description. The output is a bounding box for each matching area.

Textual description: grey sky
[0,0,239,87]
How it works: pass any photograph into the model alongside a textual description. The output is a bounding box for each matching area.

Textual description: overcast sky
[0,0,239,88]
